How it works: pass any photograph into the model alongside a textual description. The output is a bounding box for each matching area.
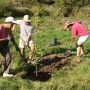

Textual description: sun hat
[5,16,17,24]
[23,15,31,22]
[65,21,74,28]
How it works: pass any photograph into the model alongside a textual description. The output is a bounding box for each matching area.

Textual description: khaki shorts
[77,34,90,45]
[19,38,34,48]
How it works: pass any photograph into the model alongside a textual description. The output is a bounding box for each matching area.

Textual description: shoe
[3,73,13,77]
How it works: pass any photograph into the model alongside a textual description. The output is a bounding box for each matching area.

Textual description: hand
[25,42,28,46]
[25,41,29,46]
[12,24,16,31]
[69,43,72,48]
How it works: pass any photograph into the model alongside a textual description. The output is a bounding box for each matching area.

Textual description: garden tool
[16,45,28,64]
[18,50,28,63]
[64,45,71,57]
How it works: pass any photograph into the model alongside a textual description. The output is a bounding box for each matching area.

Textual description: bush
[72,6,90,17]
[11,7,33,17]
[0,0,90,18]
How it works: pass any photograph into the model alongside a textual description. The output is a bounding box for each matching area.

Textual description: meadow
[0,16,90,90]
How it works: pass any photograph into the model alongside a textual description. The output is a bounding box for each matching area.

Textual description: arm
[70,25,77,46]
[70,37,75,46]
[12,24,16,31]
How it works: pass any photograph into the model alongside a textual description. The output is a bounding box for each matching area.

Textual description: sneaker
[3,73,13,77]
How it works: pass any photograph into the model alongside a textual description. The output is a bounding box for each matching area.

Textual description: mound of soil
[15,54,70,81]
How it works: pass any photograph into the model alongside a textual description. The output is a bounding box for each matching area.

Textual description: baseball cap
[23,15,31,22]
[5,16,17,24]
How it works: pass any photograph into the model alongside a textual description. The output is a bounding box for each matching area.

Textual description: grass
[0,0,10,5]
[0,16,90,90]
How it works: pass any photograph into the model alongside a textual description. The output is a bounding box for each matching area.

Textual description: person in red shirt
[0,16,19,77]
[65,21,90,63]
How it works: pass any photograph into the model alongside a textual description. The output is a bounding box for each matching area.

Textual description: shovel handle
[17,49,27,63]
[69,44,72,49]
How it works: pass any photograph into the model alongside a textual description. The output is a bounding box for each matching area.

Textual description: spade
[64,45,71,57]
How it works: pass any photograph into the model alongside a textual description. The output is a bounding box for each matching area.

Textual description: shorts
[19,38,34,48]
[77,34,90,45]
[0,40,11,73]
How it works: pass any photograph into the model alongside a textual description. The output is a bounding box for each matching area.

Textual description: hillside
[0,0,90,17]
[0,15,90,90]
[0,0,90,90]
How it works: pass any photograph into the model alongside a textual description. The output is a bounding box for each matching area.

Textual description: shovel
[64,45,71,57]
[18,50,28,64]
[16,46,28,64]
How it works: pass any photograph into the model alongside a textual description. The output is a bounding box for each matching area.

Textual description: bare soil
[15,54,70,81]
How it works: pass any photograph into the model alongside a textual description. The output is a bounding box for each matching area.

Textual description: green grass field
[0,16,90,90]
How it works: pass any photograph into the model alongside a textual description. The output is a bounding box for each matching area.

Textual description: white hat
[5,16,17,23]
[23,15,31,22]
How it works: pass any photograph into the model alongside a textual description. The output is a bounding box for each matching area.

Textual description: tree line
[0,0,90,18]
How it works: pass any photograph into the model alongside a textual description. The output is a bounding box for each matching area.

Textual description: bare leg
[74,46,80,63]
[77,46,81,57]
[29,44,35,61]
[20,48,25,59]
[1,45,13,77]
[2,46,11,74]
[75,42,82,63]
[80,45,84,56]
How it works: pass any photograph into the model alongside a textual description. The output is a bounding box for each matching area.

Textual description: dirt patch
[15,54,70,81]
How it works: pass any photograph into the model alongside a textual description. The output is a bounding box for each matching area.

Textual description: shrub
[0,0,90,18]
[73,6,90,17]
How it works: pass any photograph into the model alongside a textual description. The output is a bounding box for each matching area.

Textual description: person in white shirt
[16,15,35,64]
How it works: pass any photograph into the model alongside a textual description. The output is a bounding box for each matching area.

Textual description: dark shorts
[0,40,10,62]
[0,40,9,55]
[0,40,9,48]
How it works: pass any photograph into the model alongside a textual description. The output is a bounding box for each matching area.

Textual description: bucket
[51,37,57,46]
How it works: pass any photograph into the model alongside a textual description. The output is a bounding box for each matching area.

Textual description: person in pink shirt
[0,16,19,77]
[65,21,90,63]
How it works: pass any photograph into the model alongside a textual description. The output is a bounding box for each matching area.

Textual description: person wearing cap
[15,15,35,64]
[64,21,90,63]
[0,16,19,77]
